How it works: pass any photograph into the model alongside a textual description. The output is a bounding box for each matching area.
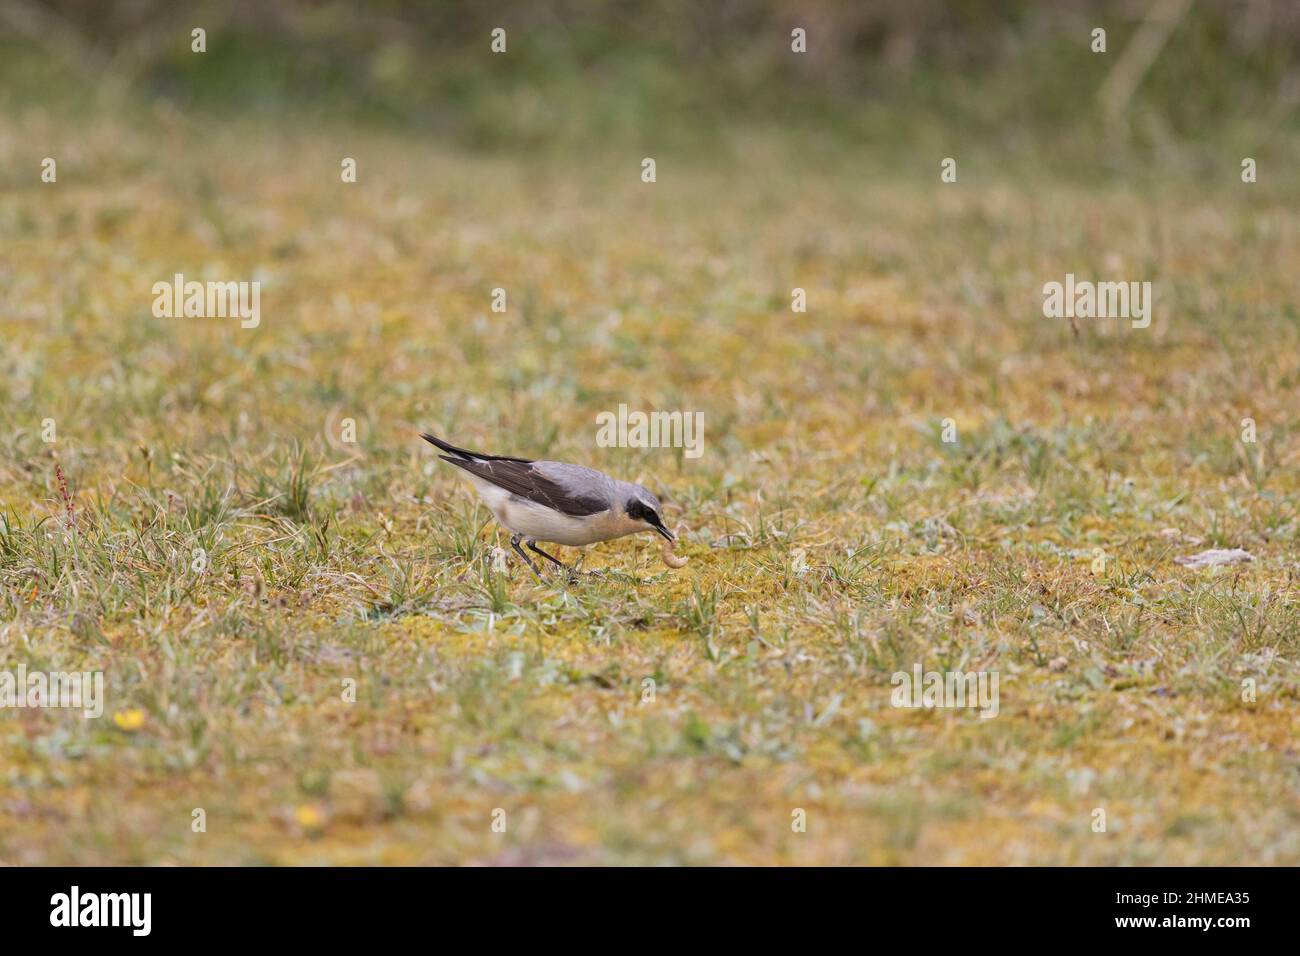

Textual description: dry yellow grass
[0,115,1297,864]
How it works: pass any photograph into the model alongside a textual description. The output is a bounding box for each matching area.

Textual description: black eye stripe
[627,500,660,523]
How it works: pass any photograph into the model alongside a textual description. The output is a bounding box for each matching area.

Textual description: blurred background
[2,0,1298,174]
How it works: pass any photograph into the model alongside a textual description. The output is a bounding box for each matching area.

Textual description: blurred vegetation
[1,0,1297,174]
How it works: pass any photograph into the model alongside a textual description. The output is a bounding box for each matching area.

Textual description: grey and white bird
[421,433,674,576]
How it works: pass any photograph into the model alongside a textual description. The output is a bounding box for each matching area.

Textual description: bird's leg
[510,533,542,579]
[526,540,571,572]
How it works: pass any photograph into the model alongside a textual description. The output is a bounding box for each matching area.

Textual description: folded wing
[441,456,610,517]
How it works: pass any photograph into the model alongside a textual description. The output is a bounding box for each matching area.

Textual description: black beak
[653,521,675,542]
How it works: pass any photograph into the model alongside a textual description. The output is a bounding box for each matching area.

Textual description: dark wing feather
[439,456,609,517]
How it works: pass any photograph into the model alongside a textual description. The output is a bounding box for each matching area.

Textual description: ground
[0,115,1297,865]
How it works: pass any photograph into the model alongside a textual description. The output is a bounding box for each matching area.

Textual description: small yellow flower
[295,806,325,832]
[113,709,146,731]
[294,804,324,829]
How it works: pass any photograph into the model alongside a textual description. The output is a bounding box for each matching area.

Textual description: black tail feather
[420,433,532,463]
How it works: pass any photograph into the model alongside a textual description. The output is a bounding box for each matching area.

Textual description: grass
[0,110,1298,865]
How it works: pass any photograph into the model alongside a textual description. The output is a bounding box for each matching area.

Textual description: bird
[421,433,674,576]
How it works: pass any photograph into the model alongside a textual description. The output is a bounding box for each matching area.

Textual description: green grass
[0,111,1298,865]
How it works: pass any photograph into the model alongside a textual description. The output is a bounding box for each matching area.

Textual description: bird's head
[624,488,673,541]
